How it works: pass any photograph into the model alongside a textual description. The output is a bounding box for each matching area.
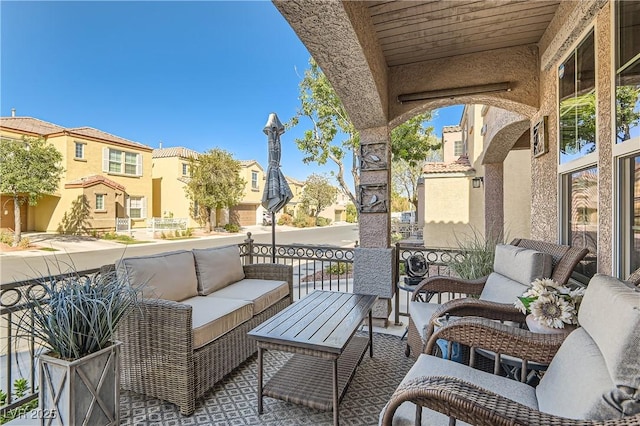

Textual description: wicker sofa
[112,245,293,415]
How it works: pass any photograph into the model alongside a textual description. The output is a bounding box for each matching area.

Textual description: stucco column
[359,126,391,248]
[356,126,392,325]
[483,163,504,240]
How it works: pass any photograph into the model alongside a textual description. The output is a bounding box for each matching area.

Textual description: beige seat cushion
[381,354,537,425]
[116,250,198,302]
[408,300,440,341]
[193,245,245,295]
[209,279,289,315]
[181,295,253,349]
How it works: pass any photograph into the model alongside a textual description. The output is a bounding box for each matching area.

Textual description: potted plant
[446,226,503,280]
[13,265,140,425]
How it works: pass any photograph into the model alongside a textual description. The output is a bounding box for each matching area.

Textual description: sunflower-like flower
[515,279,583,328]
[529,293,576,328]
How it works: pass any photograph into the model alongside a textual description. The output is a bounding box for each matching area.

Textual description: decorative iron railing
[0,235,463,415]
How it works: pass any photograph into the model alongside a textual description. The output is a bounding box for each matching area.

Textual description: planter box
[39,342,120,426]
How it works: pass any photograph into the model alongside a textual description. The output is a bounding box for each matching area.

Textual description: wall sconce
[472,177,484,189]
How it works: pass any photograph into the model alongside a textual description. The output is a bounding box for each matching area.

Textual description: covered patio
[2,1,639,425]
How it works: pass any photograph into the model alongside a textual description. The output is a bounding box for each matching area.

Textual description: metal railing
[0,235,463,415]
[147,217,188,233]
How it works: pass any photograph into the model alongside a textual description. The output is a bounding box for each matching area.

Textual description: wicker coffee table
[248,290,377,426]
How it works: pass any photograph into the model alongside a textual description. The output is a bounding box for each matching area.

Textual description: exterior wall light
[472,177,484,189]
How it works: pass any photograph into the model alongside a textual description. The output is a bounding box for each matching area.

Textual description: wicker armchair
[405,239,588,357]
[382,274,640,425]
[626,267,640,286]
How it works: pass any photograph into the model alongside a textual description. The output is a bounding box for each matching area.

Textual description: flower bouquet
[515,278,585,329]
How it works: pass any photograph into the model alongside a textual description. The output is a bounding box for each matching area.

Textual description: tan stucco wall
[503,150,531,240]
[151,156,199,228]
[442,128,463,163]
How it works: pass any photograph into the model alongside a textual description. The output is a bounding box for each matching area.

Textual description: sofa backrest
[512,238,588,285]
[480,244,553,303]
[116,250,199,302]
[192,245,245,295]
[536,274,640,420]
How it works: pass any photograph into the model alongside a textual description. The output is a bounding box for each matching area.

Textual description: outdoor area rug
[120,332,414,426]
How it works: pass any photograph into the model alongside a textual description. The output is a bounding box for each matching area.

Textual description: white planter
[38,342,120,426]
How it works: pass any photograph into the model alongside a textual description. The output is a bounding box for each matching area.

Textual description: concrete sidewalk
[0,224,294,258]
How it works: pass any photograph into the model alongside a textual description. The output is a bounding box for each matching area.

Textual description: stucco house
[0,116,153,233]
[151,146,201,229]
[419,105,532,248]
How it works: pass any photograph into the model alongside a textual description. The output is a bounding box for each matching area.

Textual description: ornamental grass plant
[13,264,141,360]
[446,226,504,280]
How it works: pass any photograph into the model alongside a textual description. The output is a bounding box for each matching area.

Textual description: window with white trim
[74,142,85,159]
[251,171,259,190]
[127,196,146,219]
[559,30,596,164]
[182,163,189,176]
[102,148,142,176]
[95,194,105,210]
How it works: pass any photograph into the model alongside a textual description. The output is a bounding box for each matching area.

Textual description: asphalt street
[0,224,359,284]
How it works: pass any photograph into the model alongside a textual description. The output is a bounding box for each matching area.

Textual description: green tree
[301,173,338,224]
[289,58,359,206]
[0,136,64,245]
[185,148,244,232]
[616,85,640,142]
[290,58,440,211]
[391,115,441,211]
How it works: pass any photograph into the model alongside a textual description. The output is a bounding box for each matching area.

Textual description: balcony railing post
[245,232,254,264]
[394,242,402,326]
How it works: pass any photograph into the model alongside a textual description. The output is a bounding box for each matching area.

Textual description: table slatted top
[248,291,377,354]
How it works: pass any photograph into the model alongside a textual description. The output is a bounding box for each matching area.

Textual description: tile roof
[65,175,126,191]
[66,127,151,151]
[422,155,475,174]
[0,117,65,135]
[442,125,462,133]
[153,147,200,159]
[0,117,152,151]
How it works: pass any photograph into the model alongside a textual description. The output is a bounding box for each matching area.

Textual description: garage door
[230,204,257,226]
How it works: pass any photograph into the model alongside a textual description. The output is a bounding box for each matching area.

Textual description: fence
[115,217,131,234]
[0,236,462,415]
[147,217,188,233]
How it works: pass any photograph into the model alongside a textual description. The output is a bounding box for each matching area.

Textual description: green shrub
[391,232,403,244]
[17,237,30,249]
[346,203,358,223]
[277,213,293,226]
[446,226,503,280]
[0,231,14,246]
[160,231,167,239]
[0,379,39,425]
[184,228,193,237]
[325,262,348,275]
[316,217,331,227]
[224,223,241,233]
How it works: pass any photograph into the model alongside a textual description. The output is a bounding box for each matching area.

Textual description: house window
[454,141,464,157]
[74,142,85,159]
[251,171,259,190]
[559,30,596,164]
[563,167,598,283]
[615,0,640,143]
[103,148,142,176]
[182,163,189,176]
[95,194,105,210]
[127,196,146,219]
[615,1,640,279]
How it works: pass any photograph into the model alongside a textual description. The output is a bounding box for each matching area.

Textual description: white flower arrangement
[515,278,585,329]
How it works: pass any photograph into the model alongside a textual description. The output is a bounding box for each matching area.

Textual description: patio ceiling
[274,1,601,128]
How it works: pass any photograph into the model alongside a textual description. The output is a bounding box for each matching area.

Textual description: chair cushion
[382,354,537,425]
[192,245,245,295]
[536,327,616,419]
[578,274,640,416]
[181,295,253,349]
[116,250,198,302]
[408,301,440,341]
[480,273,530,304]
[492,244,553,285]
[209,279,289,315]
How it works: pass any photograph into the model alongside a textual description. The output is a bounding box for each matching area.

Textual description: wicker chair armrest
[380,375,611,426]
[243,263,293,302]
[411,275,488,301]
[118,297,193,345]
[425,299,526,342]
[426,316,565,364]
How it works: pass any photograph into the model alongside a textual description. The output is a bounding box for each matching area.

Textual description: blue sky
[1,1,463,184]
